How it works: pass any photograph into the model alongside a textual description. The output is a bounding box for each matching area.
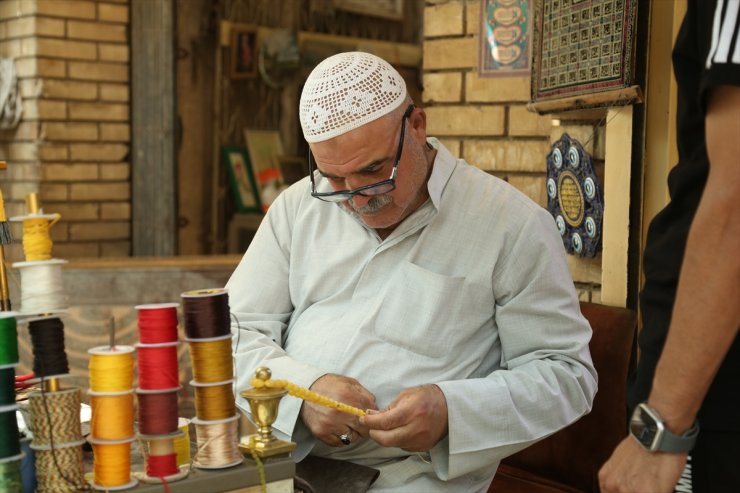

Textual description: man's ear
[409,107,428,144]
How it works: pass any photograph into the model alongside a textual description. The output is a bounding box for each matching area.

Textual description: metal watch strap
[659,419,700,453]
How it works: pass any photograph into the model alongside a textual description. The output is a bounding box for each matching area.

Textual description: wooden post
[131,0,177,256]
[601,106,633,307]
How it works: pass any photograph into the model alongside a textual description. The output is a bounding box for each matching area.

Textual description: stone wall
[0,0,131,261]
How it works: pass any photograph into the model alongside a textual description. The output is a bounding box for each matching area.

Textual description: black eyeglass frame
[308,104,416,202]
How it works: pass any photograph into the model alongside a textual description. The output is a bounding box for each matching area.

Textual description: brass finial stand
[239,367,296,459]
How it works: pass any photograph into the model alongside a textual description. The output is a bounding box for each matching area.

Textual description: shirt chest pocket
[373,260,467,358]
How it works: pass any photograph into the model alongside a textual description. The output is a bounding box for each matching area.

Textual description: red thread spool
[146,453,178,478]
[137,389,179,435]
[136,304,179,344]
[136,343,179,390]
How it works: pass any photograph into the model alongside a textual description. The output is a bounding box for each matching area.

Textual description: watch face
[630,404,663,451]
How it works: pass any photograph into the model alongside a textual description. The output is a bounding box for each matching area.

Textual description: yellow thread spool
[88,346,134,393]
[90,392,134,441]
[191,379,236,421]
[173,417,191,466]
[91,440,135,488]
[21,215,60,262]
[189,337,233,383]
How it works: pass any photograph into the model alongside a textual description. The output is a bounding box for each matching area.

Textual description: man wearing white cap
[228,51,597,492]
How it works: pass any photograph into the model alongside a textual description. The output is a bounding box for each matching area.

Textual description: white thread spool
[12,259,68,315]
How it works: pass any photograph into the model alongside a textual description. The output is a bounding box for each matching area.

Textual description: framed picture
[479,0,531,77]
[244,129,284,192]
[531,0,638,103]
[230,27,258,79]
[222,146,261,213]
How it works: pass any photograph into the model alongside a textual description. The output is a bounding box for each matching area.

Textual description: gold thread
[190,338,233,383]
[194,383,236,421]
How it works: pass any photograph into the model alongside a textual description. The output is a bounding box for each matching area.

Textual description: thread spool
[0,455,23,493]
[30,439,86,492]
[135,303,179,344]
[26,316,69,381]
[181,289,231,339]
[136,387,180,435]
[146,442,178,478]
[28,388,83,446]
[174,418,191,466]
[0,367,15,406]
[88,437,137,490]
[88,346,134,393]
[0,404,21,459]
[13,260,68,315]
[134,432,189,484]
[0,312,19,366]
[192,415,242,469]
[187,335,234,383]
[9,207,61,262]
[191,379,236,421]
[136,342,179,390]
[89,391,134,441]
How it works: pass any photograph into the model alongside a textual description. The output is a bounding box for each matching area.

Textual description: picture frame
[230,27,258,79]
[222,146,261,213]
[243,129,284,193]
[479,0,531,78]
[530,0,638,104]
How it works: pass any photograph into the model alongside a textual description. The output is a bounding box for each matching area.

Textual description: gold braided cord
[28,390,83,446]
[34,445,86,492]
[249,378,367,417]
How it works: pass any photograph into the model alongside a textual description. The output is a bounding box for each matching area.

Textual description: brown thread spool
[136,387,180,435]
[180,289,231,339]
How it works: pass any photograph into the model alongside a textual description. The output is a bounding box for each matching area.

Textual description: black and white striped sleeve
[703,0,740,95]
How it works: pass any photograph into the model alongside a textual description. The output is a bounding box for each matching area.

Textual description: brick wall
[423,0,603,301]
[0,0,130,260]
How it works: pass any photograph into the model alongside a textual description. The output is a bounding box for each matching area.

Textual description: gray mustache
[348,194,392,214]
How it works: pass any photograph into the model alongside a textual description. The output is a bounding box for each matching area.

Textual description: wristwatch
[629,402,699,453]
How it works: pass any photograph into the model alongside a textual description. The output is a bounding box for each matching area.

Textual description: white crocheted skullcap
[300,51,407,143]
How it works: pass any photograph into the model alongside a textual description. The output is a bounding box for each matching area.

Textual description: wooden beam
[131,0,177,256]
[219,21,422,67]
[528,85,642,115]
[601,105,633,307]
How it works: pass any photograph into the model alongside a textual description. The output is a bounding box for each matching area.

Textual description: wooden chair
[488,301,637,492]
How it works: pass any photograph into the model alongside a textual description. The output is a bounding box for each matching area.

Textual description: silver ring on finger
[339,430,352,446]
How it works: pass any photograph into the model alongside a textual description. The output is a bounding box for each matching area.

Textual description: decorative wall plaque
[546,133,603,257]
[531,0,637,103]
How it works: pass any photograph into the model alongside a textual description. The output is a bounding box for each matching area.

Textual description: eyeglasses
[308,104,416,202]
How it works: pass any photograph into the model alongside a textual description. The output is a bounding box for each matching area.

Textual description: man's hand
[360,384,448,452]
[300,373,377,447]
[598,436,687,493]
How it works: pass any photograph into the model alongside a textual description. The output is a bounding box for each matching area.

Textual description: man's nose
[348,193,372,208]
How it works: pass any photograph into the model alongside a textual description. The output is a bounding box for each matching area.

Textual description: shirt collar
[426,137,456,210]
